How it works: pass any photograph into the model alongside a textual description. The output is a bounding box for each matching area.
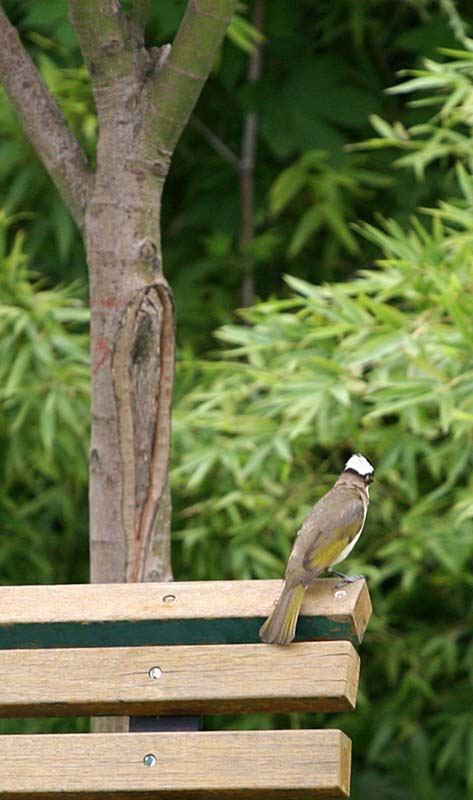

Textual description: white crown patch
[345,453,374,476]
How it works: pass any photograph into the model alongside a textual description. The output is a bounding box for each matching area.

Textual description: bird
[259,453,374,645]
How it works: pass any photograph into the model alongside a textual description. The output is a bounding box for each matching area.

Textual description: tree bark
[0,0,238,586]
[0,7,91,228]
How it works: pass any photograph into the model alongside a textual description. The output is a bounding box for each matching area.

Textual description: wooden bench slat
[0,730,351,798]
[0,640,359,717]
[0,579,371,648]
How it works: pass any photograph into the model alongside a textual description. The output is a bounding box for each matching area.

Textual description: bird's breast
[331,504,367,566]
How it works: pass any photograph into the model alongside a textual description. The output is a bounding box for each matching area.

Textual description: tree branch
[129,0,149,42]
[147,0,239,164]
[69,0,132,84]
[0,6,92,229]
[240,0,264,308]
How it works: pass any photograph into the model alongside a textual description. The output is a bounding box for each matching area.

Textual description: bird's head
[344,453,375,487]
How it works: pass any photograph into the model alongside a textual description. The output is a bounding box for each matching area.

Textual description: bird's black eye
[366,474,374,485]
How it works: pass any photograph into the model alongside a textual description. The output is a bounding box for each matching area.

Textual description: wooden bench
[0,578,371,798]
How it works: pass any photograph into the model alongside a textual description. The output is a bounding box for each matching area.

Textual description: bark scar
[111,281,175,583]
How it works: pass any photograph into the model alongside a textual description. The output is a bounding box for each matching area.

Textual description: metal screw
[163,594,176,604]
[334,589,347,599]
[143,754,157,768]
[149,666,162,679]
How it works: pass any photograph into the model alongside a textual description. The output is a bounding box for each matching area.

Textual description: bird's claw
[335,574,365,588]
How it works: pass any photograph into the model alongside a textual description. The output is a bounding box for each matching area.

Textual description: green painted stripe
[0,616,358,649]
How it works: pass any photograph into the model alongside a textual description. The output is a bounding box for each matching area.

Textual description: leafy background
[1,0,473,796]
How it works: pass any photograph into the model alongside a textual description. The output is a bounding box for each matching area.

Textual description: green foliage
[0,214,89,588]
[2,0,473,792]
[5,1,471,341]
[227,4,265,54]
[172,170,473,795]
[269,149,392,259]
[164,3,471,341]
[0,45,93,278]
[353,46,473,177]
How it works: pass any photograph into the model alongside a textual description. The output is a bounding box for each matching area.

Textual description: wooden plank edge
[0,579,372,648]
[0,730,351,798]
[0,641,361,718]
[320,579,372,645]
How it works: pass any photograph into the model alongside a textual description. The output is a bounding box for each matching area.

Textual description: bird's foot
[328,568,365,588]
[336,575,364,588]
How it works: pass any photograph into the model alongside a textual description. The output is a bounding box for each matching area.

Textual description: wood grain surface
[0,579,372,648]
[0,729,351,798]
[0,640,360,717]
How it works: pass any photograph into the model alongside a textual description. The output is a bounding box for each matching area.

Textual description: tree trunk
[69,4,176,585]
[85,110,173,584]
[0,0,237,736]
[0,0,238,587]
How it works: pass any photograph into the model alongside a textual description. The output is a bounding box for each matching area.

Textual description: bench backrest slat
[0,730,351,798]
[0,580,371,798]
[0,579,371,648]
[0,640,359,717]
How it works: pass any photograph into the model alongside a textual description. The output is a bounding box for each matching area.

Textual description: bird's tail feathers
[259,581,306,645]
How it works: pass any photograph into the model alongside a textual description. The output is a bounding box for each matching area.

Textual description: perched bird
[259,453,374,645]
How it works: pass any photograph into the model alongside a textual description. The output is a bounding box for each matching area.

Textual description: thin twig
[240,0,264,308]
[0,7,92,229]
[191,114,240,169]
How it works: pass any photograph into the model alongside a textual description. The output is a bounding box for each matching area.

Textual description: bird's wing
[298,490,365,573]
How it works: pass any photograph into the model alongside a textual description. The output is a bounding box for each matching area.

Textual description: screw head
[148,666,162,679]
[334,589,347,599]
[143,754,157,768]
[163,594,176,604]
